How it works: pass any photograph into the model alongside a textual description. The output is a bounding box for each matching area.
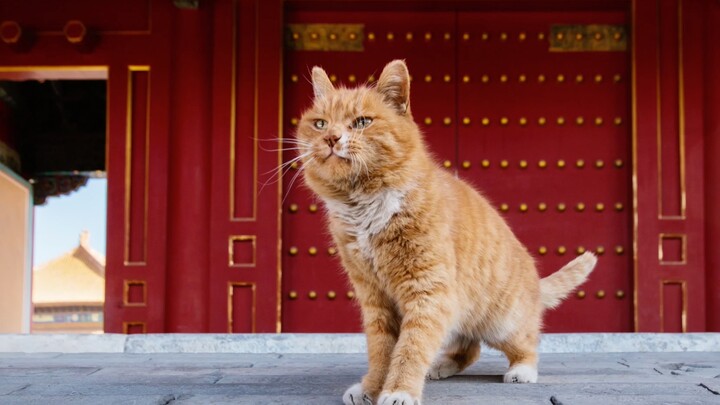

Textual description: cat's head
[296,60,424,197]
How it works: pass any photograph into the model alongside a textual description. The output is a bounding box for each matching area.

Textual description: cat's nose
[324,134,340,147]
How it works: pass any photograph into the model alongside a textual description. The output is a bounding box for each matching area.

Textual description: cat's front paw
[343,383,373,405]
[503,364,538,383]
[378,391,420,405]
[426,357,460,380]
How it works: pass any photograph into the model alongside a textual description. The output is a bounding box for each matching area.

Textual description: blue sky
[33,179,107,268]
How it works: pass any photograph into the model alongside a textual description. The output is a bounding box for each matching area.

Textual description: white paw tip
[378,391,420,405]
[343,383,372,405]
[503,364,538,384]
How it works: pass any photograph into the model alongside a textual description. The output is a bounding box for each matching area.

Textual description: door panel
[282,11,457,332]
[208,0,283,333]
[457,12,632,332]
[282,8,632,332]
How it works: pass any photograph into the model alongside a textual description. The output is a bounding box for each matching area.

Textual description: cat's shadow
[434,374,503,384]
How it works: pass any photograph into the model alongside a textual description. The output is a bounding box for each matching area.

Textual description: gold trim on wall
[228,0,259,222]
[122,321,147,334]
[631,0,640,332]
[228,235,257,267]
[659,279,688,332]
[277,1,285,334]
[0,66,107,80]
[656,0,687,220]
[122,279,148,307]
[227,282,257,333]
[123,65,151,266]
[658,233,687,265]
[676,0,687,219]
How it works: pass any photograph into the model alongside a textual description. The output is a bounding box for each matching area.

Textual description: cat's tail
[539,252,598,309]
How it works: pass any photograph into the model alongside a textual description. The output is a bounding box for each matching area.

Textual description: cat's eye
[313,119,328,130]
[352,116,373,129]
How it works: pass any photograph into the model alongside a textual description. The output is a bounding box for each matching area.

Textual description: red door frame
[208,0,283,333]
[633,0,707,332]
[705,0,720,332]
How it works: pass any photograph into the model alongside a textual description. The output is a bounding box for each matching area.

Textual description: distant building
[32,231,104,334]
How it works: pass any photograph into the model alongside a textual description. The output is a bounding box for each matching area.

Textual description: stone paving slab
[0,352,719,404]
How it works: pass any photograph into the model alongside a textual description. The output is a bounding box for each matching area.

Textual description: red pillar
[705,0,720,332]
[165,4,212,332]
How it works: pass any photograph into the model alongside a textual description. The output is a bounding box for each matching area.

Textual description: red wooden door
[456,11,632,332]
[633,0,707,332]
[282,6,635,333]
[282,11,457,332]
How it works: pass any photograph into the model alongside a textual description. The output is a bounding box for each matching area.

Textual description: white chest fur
[324,188,406,262]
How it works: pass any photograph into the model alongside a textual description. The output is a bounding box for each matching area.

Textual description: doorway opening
[0,70,108,333]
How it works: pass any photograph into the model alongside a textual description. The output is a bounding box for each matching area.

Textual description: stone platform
[0,333,718,404]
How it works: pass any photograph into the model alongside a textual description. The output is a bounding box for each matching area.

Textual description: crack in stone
[549,395,564,405]
[158,394,176,405]
[210,371,223,385]
[7,384,30,395]
[85,368,102,376]
[617,361,630,368]
[653,368,663,375]
[698,383,719,395]
[157,394,193,405]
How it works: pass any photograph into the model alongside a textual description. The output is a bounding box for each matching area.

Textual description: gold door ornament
[286,24,364,52]
[549,25,628,52]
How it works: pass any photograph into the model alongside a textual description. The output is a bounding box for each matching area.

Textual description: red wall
[0,0,717,333]
[705,0,720,331]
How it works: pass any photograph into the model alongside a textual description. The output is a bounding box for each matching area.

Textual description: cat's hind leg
[495,330,540,383]
[427,335,480,380]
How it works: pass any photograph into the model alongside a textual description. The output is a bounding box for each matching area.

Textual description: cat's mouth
[323,147,350,162]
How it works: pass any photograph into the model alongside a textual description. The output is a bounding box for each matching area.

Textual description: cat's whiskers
[352,151,370,181]
[257,151,312,199]
[282,156,314,205]
[259,137,313,176]
[352,123,371,179]
[256,136,311,144]
[278,138,313,145]
[258,138,313,153]
[280,154,310,172]
[262,146,307,152]
[347,125,366,183]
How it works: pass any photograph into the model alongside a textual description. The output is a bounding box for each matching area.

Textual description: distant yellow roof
[33,231,105,305]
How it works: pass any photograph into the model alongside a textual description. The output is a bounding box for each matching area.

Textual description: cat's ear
[377,59,410,114]
[311,66,334,99]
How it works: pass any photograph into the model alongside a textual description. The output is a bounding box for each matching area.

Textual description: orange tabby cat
[295,60,597,405]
